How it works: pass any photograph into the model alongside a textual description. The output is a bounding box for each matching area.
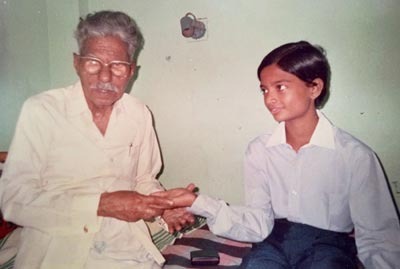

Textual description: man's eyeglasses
[75,53,132,77]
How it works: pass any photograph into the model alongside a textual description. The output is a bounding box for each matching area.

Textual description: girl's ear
[310,78,324,100]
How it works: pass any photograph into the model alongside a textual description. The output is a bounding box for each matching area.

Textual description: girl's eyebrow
[272,79,291,84]
[260,79,291,88]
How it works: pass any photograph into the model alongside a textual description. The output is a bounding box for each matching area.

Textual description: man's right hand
[97,191,174,222]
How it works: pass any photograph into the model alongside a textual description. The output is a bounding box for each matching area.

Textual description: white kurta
[0,82,165,268]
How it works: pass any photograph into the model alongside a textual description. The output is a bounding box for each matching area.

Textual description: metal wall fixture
[180,12,206,39]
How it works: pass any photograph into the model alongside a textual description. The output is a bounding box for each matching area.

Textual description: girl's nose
[264,91,277,104]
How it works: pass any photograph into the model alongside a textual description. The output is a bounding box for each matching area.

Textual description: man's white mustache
[90,82,119,92]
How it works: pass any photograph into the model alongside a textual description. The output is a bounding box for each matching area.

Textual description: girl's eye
[277,84,287,91]
[260,88,268,95]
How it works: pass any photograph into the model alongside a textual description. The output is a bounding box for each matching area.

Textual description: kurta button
[84,225,88,233]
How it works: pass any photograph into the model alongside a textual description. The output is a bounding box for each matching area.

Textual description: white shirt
[189,111,400,269]
[0,82,164,269]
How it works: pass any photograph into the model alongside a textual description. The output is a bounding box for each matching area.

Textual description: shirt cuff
[187,194,223,219]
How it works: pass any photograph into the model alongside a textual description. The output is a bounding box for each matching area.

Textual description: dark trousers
[240,219,358,269]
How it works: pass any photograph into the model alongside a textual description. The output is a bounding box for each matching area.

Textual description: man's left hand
[162,208,195,233]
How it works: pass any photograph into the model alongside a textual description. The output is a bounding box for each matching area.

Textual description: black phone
[190,249,220,266]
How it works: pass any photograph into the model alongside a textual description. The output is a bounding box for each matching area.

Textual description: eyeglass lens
[82,57,130,77]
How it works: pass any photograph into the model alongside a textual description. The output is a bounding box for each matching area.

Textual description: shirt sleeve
[0,98,100,235]
[189,194,271,242]
[188,139,274,243]
[132,106,164,195]
[349,149,400,268]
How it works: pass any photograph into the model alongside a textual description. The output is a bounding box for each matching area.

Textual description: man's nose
[99,65,112,82]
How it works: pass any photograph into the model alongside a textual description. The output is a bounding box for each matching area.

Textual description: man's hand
[97,191,174,222]
[151,183,197,208]
[151,183,198,233]
[162,208,195,233]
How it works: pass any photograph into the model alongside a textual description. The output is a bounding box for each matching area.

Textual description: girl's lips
[269,106,282,114]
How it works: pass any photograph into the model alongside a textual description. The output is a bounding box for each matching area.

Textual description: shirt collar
[310,110,335,149]
[266,110,335,150]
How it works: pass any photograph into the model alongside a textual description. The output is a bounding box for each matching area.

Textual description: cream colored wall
[90,0,400,205]
[1,1,399,207]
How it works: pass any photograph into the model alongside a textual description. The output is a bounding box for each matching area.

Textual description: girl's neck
[285,111,319,152]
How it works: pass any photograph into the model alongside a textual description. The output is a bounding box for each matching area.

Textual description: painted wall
[0,0,50,148]
[1,1,399,207]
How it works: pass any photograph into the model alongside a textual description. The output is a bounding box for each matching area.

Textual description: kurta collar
[265,110,335,150]
[67,82,90,116]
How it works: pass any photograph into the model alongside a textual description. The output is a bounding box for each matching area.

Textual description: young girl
[156,41,400,268]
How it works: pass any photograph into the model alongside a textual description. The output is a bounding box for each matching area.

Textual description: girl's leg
[240,239,290,269]
[296,232,358,269]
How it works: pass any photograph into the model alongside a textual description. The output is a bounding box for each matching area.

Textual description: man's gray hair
[74,10,143,60]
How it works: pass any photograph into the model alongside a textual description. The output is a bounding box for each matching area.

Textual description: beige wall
[1,0,399,206]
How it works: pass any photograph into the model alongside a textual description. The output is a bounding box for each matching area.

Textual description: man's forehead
[81,36,130,59]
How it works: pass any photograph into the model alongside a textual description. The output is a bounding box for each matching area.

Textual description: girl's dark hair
[257,41,331,108]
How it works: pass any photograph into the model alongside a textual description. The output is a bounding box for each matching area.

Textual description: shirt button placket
[292,154,302,220]
[288,153,301,221]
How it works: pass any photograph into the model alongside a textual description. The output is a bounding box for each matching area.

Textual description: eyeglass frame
[74,53,133,78]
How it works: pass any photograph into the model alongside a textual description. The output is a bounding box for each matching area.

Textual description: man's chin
[89,96,120,108]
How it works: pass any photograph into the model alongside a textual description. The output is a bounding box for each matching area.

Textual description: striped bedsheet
[162,225,251,268]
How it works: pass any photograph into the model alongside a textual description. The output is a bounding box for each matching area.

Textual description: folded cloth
[148,216,207,251]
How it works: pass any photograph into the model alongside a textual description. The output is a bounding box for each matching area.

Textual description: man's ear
[73,53,80,74]
[128,62,136,79]
[310,78,324,100]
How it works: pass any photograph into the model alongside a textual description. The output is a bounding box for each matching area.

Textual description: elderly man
[0,11,191,269]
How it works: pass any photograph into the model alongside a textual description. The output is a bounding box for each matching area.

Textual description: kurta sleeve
[0,98,100,235]
[349,149,400,268]
[132,106,164,195]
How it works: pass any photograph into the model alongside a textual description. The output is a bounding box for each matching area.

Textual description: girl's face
[259,64,321,124]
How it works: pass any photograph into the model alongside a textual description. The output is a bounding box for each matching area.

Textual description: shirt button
[84,225,89,233]
[291,190,297,196]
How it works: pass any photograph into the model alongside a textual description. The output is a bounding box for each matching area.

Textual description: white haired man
[0,10,192,269]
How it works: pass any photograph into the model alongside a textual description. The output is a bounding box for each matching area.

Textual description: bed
[0,219,251,269]
[161,225,251,268]
[153,217,251,268]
